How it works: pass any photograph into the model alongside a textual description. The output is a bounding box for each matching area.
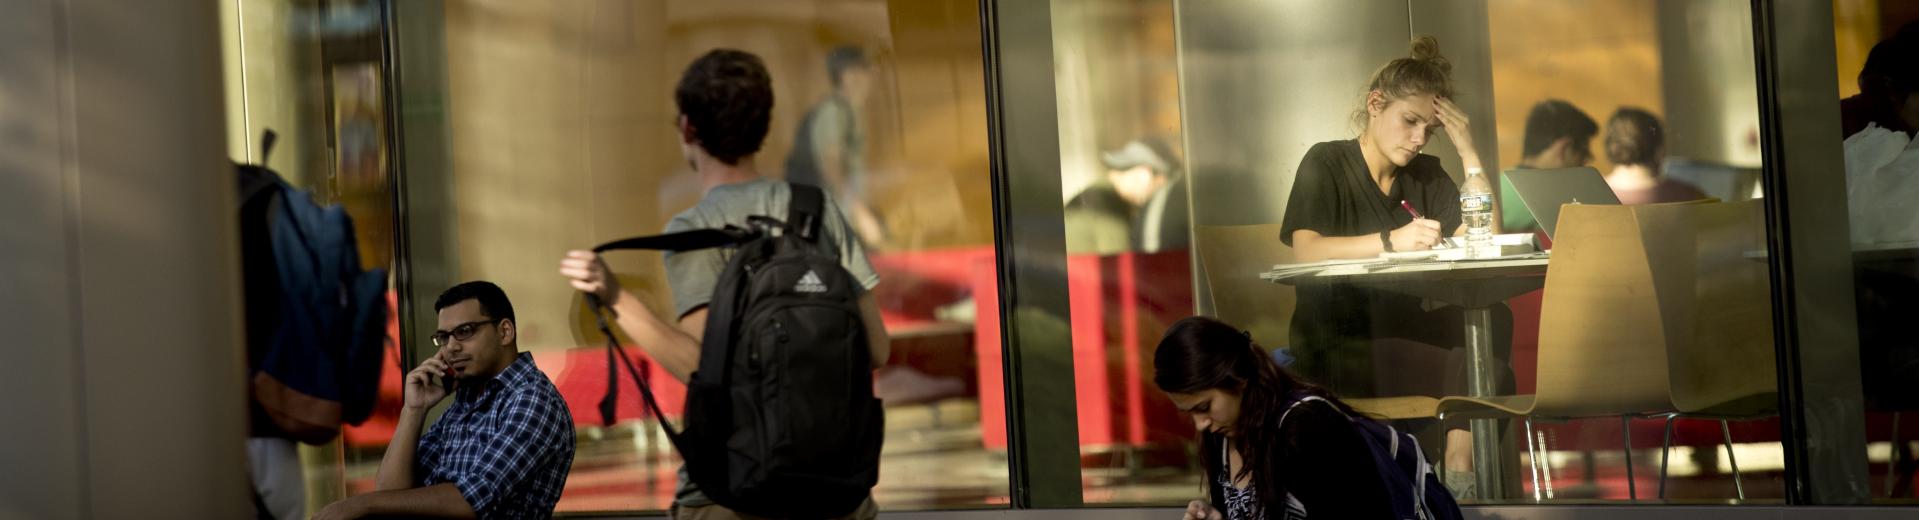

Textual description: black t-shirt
[1279,140,1463,392]
[1280,139,1461,246]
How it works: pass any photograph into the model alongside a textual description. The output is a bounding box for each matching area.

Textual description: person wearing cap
[1065,137,1189,254]
[1108,138,1190,253]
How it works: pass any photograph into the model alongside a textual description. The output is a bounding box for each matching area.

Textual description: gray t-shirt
[662,177,880,506]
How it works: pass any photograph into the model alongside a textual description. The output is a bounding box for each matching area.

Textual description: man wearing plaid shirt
[313,281,576,519]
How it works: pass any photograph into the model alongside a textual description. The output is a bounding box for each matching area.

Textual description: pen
[1400,200,1423,220]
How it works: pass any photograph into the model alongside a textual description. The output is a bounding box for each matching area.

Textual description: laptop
[1503,166,1621,239]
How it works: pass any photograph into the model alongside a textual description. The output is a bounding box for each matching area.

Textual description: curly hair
[1353,35,1456,132]
[675,49,775,165]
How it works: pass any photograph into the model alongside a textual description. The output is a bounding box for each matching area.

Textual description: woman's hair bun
[1409,35,1452,75]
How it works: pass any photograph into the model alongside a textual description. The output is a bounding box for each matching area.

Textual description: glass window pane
[228,0,1010,514]
[1047,0,1786,508]
[221,0,401,515]
[1833,0,1919,504]
[1051,0,1198,504]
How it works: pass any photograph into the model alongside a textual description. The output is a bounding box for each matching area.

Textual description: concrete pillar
[0,0,249,517]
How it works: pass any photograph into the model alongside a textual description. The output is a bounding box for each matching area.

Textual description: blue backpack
[237,131,389,443]
[1275,395,1464,520]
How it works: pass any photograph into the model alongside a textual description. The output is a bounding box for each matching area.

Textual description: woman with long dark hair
[1157,316,1393,519]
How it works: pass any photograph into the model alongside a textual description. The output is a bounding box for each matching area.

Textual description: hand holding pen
[1389,199,1441,251]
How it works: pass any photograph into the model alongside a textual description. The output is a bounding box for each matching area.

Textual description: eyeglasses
[431,319,500,347]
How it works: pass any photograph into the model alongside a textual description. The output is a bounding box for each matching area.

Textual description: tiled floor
[328,398,1918,514]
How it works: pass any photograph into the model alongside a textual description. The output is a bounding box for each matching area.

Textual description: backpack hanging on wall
[589,183,882,518]
[236,130,390,444]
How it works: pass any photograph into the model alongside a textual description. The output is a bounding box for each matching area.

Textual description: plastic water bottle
[1459,168,1494,258]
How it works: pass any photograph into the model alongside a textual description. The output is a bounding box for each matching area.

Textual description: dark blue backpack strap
[786,183,825,243]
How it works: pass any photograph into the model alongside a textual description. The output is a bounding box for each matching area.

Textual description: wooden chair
[1436,201,1771,500]
[1654,199,1775,499]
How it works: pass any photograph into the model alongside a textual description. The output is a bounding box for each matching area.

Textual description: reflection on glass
[222,1,401,518]
[1835,3,1919,502]
[417,0,1005,513]
[1051,0,1201,504]
[225,0,1008,515]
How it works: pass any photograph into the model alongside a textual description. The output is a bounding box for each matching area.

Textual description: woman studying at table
[1277,35,1513,496]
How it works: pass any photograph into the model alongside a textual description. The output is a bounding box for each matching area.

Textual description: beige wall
[1487,0,1665,175]
[440,0,993,352]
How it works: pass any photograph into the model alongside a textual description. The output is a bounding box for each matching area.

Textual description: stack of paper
[1263,257,1388,281]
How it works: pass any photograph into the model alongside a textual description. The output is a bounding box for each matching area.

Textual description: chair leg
[1541,428,1557,499]
[1436,413,1447,478]
[1622,415,1637,500]
[1890,411,1902,498]
[1526,418,1541,502]
[1659,414,1676,499]
[1721,419,1744,500]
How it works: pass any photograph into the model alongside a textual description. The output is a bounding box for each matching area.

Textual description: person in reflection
[1064,137,1190,253]
[1600,107,1706,205]
[1841,21,1919,138]
[1159,316,1430,519]
[559,49,889,520]
[785,46,890,250]
[1277,35,1512,497]
[1112,137,1191,253]
[1502,99,1599,233]
[312,281,575,520]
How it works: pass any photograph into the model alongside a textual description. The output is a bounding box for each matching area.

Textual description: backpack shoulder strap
[593,227,758,253]
[1276,394,1342,429]
[786,183,825,242]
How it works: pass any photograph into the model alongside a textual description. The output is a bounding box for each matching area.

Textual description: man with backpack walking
[559,48,890,520]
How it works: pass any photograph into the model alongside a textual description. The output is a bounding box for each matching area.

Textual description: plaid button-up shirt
[417,352,575,519]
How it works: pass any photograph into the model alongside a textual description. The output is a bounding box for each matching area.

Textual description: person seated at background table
[1601,107,1706,205]
[1063,137,1190,254]
[1840,20,1919,139]
[1277,35,1513,496]
[1501,99,1599,233]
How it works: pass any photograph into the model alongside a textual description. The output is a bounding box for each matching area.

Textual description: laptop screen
[1502,166,1621,239]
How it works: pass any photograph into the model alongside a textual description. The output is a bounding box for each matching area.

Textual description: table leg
[1465,306,1506,499]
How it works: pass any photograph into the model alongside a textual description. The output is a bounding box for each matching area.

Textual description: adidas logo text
[794,270,828,293]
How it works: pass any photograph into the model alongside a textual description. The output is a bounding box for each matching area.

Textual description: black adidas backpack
[589,184,882,518]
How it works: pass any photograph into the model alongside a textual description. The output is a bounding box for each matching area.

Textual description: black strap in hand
[587,293,683,447]
[786,183,825,242]
[593,226,757,253]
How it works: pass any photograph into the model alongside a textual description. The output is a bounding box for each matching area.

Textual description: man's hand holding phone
[404,353,461,412]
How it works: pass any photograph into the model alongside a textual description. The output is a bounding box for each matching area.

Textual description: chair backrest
[1194,223,1297,348]
[1667,200,1776,415]
[1532,204,1679,417]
